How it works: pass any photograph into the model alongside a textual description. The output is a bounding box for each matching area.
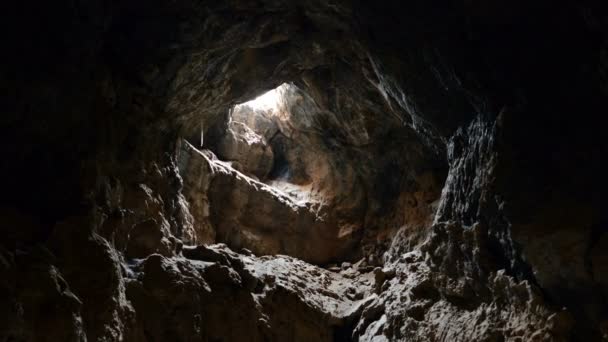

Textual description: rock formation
[2,0,608,341]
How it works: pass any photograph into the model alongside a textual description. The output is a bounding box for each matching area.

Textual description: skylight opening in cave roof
[235,83,290,113]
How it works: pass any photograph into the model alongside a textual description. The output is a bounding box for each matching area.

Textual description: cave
[207,83,330,202]
[2,1,608,341]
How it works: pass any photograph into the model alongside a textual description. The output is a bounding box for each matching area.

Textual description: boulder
[216,121,274,180]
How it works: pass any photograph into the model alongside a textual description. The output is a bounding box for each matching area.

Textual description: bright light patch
[238,83,288,112]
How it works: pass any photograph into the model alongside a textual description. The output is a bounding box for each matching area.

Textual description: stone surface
[216,120,274,180]
[179,141,359,264]
[125,244,373,342]
[200,83,445,265]
[0,246,86,342]
[2,0,608,341]
[49,216,136,341]
[352,223,576,341]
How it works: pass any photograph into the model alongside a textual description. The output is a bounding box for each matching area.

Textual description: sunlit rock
[3,0,607,340]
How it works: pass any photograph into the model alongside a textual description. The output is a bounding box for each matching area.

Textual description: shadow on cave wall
[2,0,608,340]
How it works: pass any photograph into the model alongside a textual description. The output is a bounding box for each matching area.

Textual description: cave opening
[176,71,447,269]
[202,82,327,206]
[237,83,287,113]
[4,1,608,341]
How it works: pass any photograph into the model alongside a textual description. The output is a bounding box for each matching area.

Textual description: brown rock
[216,121,274,180]
[126,219,174,259]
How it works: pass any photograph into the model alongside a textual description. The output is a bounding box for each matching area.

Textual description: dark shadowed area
[2,1,608,341]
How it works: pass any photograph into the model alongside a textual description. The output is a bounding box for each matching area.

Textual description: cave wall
[2,0,608,341]
[190,83,445,264]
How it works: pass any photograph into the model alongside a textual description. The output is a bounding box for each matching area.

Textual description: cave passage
[3,1,608,341]
[237,84,287,113]
[204,83,328,205]
[177,81,373,264]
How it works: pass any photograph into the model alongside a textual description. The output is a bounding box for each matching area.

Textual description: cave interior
[2,1,608,341]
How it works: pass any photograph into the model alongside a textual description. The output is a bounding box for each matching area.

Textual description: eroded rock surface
[3,0,608,341]
[216,120,275,180]
[180,141,358,264]
[194,83,445,266]
[354,223,574,341]
[126,244,373,342]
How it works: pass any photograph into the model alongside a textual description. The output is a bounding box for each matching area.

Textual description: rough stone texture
[216,120,275,180]
[2,0,608,341]
[49,216,136,341]
[203,83,444,266]
[0,246,86,342]
[354,246,573,342]
[231,103,280,142]
[179,141,359,264]
[125,244,373,342]
[178,143,216,245]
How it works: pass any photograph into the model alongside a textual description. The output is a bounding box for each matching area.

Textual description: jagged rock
[240,248,254,256]
[0,246,86,342]
[358,266,375,273]
[178,142,217,244]
[3,0,608,340]
[123,244,372,341]
[355,248,574,341]
[216,121,274,180]
[182,244,243,270]
[373,267,386,289]
[231,104,280,141]
[49,216,135,341]
[179,141,361,263]
[126,219,175,259]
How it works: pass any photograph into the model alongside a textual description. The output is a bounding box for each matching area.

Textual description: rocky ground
[3,0,608,341]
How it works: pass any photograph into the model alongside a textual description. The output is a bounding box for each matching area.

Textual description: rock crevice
[2,0,608,340]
